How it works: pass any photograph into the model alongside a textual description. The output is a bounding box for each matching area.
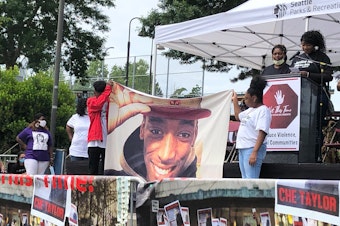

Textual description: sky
[102,0,340,110]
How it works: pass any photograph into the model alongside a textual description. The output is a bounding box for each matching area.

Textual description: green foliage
[0,0,115,79]
[189,84,202,96]
[139,0,258,80]
[170,87,187,98]
[0,68,75,153]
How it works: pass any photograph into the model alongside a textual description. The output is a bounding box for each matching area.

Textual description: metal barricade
[53,149,66,175]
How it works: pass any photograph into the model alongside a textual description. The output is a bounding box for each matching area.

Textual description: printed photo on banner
[21,213,29,226]
[219,217,227,226]
[164,200,184,226]
[31,176,71,226]
[181,207,190,226]
[260,212,271,226]
[69,203,79,226]
[212,218,220,226]
[275,180,340,225]
[274,213,328,226]
[197,208,213,226]
[157,208,167,226]
[105,82,232,182]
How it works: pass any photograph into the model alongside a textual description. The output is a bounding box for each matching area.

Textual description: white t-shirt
[67,114,90,158]
[236,105,271,149]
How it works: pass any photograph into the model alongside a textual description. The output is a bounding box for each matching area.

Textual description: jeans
[238,144,266,178]
[70,156,88,162]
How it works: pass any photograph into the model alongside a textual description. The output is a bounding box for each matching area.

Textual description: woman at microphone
[262,44,291,75]
[291,30,333,84]
[291,30,333,162]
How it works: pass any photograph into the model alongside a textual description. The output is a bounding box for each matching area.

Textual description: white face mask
[39,120,47,127]
[273,59,285,66]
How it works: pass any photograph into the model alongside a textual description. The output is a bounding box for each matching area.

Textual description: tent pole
[165,57,170,98]
[305,16,310,31]
[151,44,157,96]
[202,59,205,96]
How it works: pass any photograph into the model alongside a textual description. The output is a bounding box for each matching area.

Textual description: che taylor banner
[105,82,232,182]
[275,180,340,225]
[31,176,72,225]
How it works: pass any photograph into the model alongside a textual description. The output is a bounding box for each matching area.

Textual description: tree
[169,84,202,98]
[0,0,115,79]
[108,59,163,96]
[139,0,256,80]
[0,67,75,153]
[188,84,202,96]
[75,59,164,96]
[170,87,187,98]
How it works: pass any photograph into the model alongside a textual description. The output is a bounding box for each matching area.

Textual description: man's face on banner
[140,116,198,181]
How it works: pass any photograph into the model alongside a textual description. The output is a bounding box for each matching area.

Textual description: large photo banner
[105,82,232,181]
[263,77,301,151]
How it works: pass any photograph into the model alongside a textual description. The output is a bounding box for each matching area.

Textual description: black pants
[88,147,105,175]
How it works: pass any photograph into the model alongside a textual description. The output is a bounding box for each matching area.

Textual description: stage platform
[223,162,340,179]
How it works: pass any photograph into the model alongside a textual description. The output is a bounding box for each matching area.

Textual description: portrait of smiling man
[105,82,214,181]
[140,115,197,181]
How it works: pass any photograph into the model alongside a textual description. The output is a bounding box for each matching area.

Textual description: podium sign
[264,77,301,151]
[262,74,320,163]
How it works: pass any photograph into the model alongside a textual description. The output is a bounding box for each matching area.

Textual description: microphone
[289,51,300,61]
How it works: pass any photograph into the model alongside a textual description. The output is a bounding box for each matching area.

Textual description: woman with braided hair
[232,76,272,178]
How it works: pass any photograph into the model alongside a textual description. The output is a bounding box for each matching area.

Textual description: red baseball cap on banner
[142,98,211,120]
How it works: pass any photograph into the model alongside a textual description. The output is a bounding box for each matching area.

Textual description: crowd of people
[0,80,113,176]
[0,30,336,180]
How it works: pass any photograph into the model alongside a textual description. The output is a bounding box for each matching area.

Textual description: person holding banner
[87,80,113,175]
[261,44,290,76]
[106,82,211,181]
[232,76,271,178]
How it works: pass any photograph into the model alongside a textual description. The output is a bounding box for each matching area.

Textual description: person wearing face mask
[7,151,26,174]
[16,113,53,175]
[261,44,291,75]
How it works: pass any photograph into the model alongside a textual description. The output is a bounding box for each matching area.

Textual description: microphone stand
[295,55,333,163]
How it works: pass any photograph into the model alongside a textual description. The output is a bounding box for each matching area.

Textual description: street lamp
[102,46,114,80]
[125,17,141,87]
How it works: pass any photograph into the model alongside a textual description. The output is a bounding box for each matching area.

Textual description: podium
[262,73,321,163]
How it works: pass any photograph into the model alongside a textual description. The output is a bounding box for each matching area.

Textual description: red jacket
[87,85,112,142]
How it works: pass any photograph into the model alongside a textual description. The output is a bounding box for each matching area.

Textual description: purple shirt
[17,127,52,161]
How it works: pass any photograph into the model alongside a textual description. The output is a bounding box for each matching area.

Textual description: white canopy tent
[154,0,340,70]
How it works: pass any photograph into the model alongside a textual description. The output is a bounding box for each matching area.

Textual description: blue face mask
[19,158,25,163]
